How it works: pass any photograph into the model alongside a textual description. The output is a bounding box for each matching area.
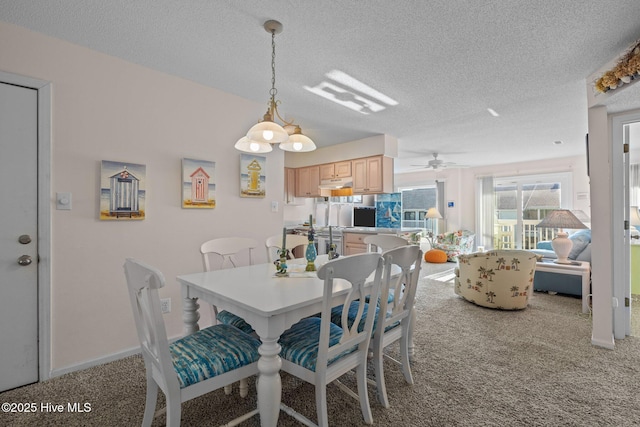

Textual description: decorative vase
[305,241,317,271]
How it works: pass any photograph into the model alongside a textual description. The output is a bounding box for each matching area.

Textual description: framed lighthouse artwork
[182,158,216,209]
[240,154,266,198]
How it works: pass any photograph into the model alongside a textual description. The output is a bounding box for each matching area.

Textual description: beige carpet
[2,261,640,426]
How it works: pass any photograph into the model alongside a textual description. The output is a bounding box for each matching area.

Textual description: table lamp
[425,207,442,247]
[537,209,588,264]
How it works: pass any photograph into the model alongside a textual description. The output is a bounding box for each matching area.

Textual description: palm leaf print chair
[453,250,537,310]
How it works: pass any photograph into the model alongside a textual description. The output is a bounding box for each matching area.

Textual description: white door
[0,82,39,391]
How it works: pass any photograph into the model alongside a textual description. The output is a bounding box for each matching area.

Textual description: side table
[535,259,591,313]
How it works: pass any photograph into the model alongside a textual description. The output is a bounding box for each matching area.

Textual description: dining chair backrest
[370,244,423,408]
[200,237,258,272]
[363,234,409,253]
[124,258,176,391]
[377,245,422,336]
[265,233,309,263]
[316,252,383,379]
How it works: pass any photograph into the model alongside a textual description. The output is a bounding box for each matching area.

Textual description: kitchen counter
[342,227,422,234]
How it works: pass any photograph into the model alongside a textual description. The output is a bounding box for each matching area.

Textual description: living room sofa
[531,229,591,296]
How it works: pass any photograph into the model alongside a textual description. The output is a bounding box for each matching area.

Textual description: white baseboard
[49,346,141,378]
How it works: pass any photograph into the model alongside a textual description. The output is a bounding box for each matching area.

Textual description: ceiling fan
[410,153,468,170]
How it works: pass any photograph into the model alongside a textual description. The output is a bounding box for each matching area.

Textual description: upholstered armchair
[454,250,537,310]
[432,230,475,262]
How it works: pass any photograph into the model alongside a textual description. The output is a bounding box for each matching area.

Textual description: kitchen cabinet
[320,161,352,181]
[295,165,321,197]
[284,167,298,204]
[343,232,368,255]
[352,156,393,194]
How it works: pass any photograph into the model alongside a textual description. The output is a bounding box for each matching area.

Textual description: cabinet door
[308,166,321,197]
[352,158,368,193]
[296,167,310,197]
[319,163,335,181]
[296,166,321,197]
[366,157,383,192]
[285,167,297,203]
[334,161,352,178]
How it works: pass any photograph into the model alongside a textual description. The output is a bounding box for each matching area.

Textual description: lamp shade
[247,120,289,144]
[279,128,316,152]
[537,209,587,230]
[537,209,587,264]
[234,136,273,153]
[426,207,442,219]
[631,206,640,227]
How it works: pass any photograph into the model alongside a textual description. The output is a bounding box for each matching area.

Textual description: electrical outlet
[160,298,171,314]
[271,201,278,212]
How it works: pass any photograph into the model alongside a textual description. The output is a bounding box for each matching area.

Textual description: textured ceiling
[2,0,640,172]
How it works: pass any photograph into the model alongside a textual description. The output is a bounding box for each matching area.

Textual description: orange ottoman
[425,249,448,263]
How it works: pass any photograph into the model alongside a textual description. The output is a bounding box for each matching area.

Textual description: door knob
[18,255,32,266]
[19,234,32,244]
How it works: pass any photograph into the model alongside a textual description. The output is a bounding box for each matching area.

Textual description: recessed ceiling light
[487,108,499,117]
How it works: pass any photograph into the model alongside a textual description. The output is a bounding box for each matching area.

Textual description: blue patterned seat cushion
[170,324,261,388]
[331,302,400,335]
[217,310,255,335]
[278,317,357,372]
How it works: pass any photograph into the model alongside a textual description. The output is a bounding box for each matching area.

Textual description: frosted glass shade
[234,136,272,153]
[279,132,316,152]
[247,121,289,144]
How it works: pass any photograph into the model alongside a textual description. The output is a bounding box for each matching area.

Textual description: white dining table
[177,256,345,427]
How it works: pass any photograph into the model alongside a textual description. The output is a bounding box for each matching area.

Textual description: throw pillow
[568,231,590,260]
[425,249,448,263]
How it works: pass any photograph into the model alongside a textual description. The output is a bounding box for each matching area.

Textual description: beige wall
[0,22,286,372]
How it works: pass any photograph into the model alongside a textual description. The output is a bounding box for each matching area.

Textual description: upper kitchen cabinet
[319,161,352,181]
[295,165,321,197]
[352,156,393,194]
[284,167,299,204]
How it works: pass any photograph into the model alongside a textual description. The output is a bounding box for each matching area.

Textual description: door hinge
[624,143,629,153]
[625,219,629,230]
[625,297,630,307]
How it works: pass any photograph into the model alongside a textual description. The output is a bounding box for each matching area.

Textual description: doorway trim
[612,110,640,340]
[0,70,52,381]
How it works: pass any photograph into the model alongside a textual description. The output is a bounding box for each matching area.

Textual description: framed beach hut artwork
[182,158,216,209]
[100,160,146,220]
[240,153,266,198]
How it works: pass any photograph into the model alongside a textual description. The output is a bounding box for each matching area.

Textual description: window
[480,173,572,250]
[400,187,437,230]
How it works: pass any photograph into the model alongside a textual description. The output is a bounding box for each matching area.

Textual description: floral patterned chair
[453,250,537,310]
[432,230,475,262]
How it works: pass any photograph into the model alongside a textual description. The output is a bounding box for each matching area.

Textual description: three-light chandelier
[235,20,316,153]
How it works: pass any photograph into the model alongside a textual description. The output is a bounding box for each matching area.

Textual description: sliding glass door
[492,173,572,250]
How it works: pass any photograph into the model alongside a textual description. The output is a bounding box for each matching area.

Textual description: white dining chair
[265,233,309,263]
[363,234,409,253]
[277,252,384,427]
[200,237,258,334]
[200,237,258,397]
[370,245,422,408]
[123,259,260,427]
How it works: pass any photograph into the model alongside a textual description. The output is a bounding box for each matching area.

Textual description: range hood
[318,176,353,189]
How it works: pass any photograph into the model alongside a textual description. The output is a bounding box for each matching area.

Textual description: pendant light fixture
[235,20,316,154]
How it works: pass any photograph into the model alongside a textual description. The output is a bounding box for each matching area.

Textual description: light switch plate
[271,201,278,212]
[56,192,72,210]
